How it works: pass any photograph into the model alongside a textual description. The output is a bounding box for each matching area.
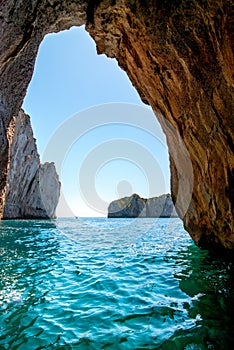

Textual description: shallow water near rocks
[0,218,234,349]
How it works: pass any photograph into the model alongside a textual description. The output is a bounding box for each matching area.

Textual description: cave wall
[0,0,233,253]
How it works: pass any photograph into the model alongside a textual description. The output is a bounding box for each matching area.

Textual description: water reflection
[163,244,234,349]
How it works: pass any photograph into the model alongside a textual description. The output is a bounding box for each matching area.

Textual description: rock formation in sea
[108,193,178,218]
[0,1,233,254]
[3,110,60,219]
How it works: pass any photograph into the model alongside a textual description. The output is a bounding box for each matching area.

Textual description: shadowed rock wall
[0,1,233,253]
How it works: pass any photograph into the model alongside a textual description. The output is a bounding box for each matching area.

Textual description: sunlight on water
[0,218,234,349]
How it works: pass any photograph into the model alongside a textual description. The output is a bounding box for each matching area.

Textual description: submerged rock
[3,110,60,219]
[108,193,178,218]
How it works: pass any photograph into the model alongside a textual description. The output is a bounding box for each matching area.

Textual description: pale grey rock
[108,193,178,218]
[3,110,60,219]
[146,195,178,218]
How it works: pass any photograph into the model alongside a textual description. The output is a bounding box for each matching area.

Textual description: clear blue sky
[23,26,170,217]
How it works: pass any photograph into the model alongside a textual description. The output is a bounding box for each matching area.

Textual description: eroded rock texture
[108,193,178,218]
[3,110,60,219]
[0,1,233,253]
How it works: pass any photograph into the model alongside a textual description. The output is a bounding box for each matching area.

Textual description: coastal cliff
[108,193,178,218]
[0,1,233,254]
[3,110,60,219]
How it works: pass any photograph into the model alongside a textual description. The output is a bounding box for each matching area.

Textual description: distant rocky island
[108,193,178,218]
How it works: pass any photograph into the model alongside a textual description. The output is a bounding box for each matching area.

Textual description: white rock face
[3,110,60,219]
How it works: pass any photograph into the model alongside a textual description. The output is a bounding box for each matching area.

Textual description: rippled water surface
[0,218,234,349]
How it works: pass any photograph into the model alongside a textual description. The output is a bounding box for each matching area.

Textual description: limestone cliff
[108,193,178,218]
[3,110,60,219]
[0,1,233,254]
[87,0,234,254]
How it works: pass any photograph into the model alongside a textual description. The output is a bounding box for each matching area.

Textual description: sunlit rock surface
[3,110,60,219]
[0,1,233,254]
[108,193,178,218]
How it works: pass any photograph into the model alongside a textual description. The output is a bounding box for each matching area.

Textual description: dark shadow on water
[162,244,234,350]
[0,218,57,229]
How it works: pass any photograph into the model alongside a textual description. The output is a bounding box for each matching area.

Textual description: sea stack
[108,193,178,218]
[3,110,60,219]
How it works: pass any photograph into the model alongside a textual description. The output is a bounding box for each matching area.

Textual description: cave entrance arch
[23,25,171,217]
[0,0,233,252]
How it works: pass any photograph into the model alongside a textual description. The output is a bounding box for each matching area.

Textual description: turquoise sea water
[0,218,234,349]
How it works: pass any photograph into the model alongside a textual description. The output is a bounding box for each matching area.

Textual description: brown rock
[0,1,233,254]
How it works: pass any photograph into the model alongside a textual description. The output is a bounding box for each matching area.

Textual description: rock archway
[0,0,233,254]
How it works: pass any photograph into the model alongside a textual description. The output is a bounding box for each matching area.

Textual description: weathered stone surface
[146,195,178,218]
[0,1,233,254]
[108,193,146,218]
[108,193,178,218]
[87,0,234,254]
[3,110,60,219]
